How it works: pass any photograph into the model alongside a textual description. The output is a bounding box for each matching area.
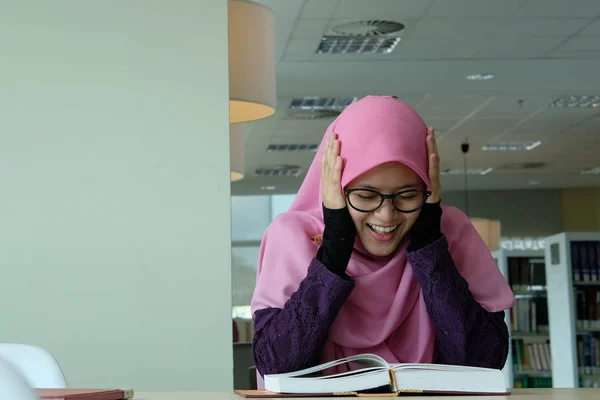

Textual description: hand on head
[425,127,442,203]
[320,133,346,210]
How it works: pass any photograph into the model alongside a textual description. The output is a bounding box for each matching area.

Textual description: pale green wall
[442,189,563,236]
[0,0,232,391]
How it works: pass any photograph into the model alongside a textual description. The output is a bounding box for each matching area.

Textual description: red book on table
[37,388,134,400]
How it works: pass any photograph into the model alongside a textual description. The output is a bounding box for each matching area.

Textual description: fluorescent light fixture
[550,95,600,108]
[466,73,494,80]
[317,36,401,54]
[441,168,493,176]
[482,141,542,151]
[581,167,600,175]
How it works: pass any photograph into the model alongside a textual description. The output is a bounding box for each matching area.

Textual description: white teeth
[368,224,398,233]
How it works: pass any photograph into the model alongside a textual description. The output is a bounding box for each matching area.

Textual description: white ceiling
[231,0,600,195]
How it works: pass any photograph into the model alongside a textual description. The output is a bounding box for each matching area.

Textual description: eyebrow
[355,184,420,191]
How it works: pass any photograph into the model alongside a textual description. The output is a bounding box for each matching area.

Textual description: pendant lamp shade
[230,123,246,182]
[228,0,276,123]
[470,218,501,252]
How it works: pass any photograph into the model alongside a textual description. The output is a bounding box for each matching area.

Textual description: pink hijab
[251,96,514,374]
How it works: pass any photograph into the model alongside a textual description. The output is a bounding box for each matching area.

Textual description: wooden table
[134,389,599,400]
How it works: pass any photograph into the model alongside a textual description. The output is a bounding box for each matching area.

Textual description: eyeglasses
[344,188,430,213]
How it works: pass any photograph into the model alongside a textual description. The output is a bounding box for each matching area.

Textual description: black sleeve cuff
[322,204,356,240]
[408,201,443,252]
[316,204,356,276]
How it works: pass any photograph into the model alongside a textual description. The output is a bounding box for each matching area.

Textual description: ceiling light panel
[482,141,542,151]
[550,95,600,108]
[267,144,318,152]
[581,167,600,175]
[441,168,492,176]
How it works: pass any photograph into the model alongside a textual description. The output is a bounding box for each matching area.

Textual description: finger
[426,128,434,156]
[332,138,340,158]
[430,128,439,157]
[333,156,343,184]
[429,153,439,180]
[323,135,333,166]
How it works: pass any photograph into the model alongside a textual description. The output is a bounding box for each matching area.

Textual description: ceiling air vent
[289,97,357,110]
[287,109,342,120]
[286,97,354,120]
[267,144,318,152]
[318,20,404,54]
[255,165,302,177]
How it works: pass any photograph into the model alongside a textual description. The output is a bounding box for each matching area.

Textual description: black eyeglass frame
[343,188,431,213]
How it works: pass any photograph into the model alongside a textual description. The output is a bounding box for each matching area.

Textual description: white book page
[390,363,497,372]
[266,353,390,379]
[265,369,392,394]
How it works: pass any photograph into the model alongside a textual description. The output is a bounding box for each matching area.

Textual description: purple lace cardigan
[251,235,510,376]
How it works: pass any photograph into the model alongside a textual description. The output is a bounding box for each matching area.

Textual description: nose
[374,198,397,222]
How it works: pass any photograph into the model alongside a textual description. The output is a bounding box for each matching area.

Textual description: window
[231,194,296,320]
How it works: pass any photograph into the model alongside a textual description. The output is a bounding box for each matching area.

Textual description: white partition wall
[544,232,600,388]
[0,0,232,391]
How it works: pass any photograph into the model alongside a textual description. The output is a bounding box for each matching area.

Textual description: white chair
[0,344,67,388]
[0,357,40,400]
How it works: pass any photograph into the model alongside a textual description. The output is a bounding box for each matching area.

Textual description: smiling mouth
[367,223,399,233]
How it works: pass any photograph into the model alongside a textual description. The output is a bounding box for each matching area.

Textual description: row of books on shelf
[233,318,254,344]
[512,339,551,373]
[510,298,549,333]
[571,241,600,283]
[577,334,600,375]
[513,376,552,389]
[576,289,600,329]
[508,257,545,292]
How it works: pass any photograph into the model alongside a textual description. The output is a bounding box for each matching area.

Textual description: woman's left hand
[426,127,441,204]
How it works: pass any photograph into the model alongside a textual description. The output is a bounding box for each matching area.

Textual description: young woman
[250,95,514,383]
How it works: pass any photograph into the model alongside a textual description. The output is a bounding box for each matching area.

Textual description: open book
[240,354,508,397]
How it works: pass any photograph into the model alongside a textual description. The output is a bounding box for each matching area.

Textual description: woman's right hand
[320,133,347,210]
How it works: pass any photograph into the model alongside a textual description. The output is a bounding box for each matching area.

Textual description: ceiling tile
[550,51,600,59]
[282,38,318,61]
[510,117,587,136]
[301,0,338,19]
[409,18,503,38]
[501,18,591,37]
[417,94,494,119]
[451,118,523,138]
[388,37,482,60]
[533,106,599,119]
[426,0,526,18]
[474,36,565,58]
[292,19,330,38]
[556,36,600,52]
[474,93,560,118]
[333,0,432,20]
[418,118,464,133]
[579,19,600,35]
[516,0,600,18]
